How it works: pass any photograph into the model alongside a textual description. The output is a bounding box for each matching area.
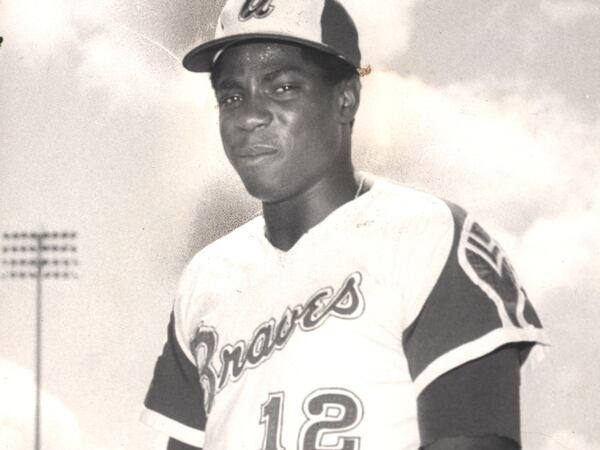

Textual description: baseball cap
[182,0,361,72]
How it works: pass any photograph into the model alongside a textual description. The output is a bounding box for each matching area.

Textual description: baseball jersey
[141,174,548,450]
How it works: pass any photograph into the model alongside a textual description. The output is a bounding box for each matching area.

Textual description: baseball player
[141,1,548,449]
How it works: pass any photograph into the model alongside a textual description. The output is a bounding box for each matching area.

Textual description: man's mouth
[234,144,279,161]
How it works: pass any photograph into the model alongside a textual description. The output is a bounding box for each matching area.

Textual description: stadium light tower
[1,230,78,450]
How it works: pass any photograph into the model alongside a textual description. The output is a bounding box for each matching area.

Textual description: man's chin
[240,178,280,203]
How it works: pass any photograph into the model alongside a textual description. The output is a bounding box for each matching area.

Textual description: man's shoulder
[180,215,264,283]
[365,174,465,233]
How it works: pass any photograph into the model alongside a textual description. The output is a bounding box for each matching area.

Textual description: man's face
[212,41,346,203]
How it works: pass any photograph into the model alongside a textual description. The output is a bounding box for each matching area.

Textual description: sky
[1,0,599,449]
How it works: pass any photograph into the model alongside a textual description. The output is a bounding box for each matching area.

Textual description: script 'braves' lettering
[191,272,365,412]
[239,0,275,21]
[190,325,218,413]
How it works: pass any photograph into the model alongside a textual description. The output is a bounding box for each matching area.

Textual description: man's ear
[337,77,361,125]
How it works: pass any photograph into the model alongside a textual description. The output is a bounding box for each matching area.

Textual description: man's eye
[274,84,297,94]
[219,95,242,106]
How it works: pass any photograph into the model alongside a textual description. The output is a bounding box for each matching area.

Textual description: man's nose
[238,94,273,131]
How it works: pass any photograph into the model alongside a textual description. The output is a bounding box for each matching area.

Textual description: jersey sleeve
[140,311,207,448]
[417,344,521,447]
[402,202,549,395]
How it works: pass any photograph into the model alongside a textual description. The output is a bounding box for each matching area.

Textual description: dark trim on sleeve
[402,201,545,383]
[144,312,207,431]
[403,203,502,380]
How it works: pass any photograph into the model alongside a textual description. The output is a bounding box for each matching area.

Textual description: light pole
[1,231,78,450]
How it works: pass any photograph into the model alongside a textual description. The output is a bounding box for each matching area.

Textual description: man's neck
[262,161,358,252]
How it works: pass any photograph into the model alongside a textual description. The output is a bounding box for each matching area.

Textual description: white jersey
[141,175,548,450]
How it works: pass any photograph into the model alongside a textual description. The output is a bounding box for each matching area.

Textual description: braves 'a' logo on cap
[239,0,275,21]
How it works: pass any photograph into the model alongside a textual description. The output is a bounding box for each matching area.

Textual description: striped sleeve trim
[413,326,550,396]
[140,407,205,448]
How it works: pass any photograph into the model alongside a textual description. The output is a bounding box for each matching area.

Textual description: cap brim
[182,33,357,72]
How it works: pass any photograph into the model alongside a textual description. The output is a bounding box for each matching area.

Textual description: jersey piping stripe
[457,215,513,328]
[515,287,530,329]
[412,326,550,396]
[139,407,205,447]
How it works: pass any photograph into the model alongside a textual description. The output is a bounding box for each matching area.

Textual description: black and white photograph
[1,1,598,449]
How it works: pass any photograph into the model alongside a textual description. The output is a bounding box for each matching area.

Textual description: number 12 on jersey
[259,388,364,450]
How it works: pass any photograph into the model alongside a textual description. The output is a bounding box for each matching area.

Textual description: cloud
[0,0,199,107]
[540,0,600,24]
[527,429,599,450]
[1,0,76,62]
[0,359,81,450]
[353,70,600,303]
[356,72,566,212]
[516,190,600,297]
[73,17,216,110]
[75,27,174,104]
[342,0,420,68]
